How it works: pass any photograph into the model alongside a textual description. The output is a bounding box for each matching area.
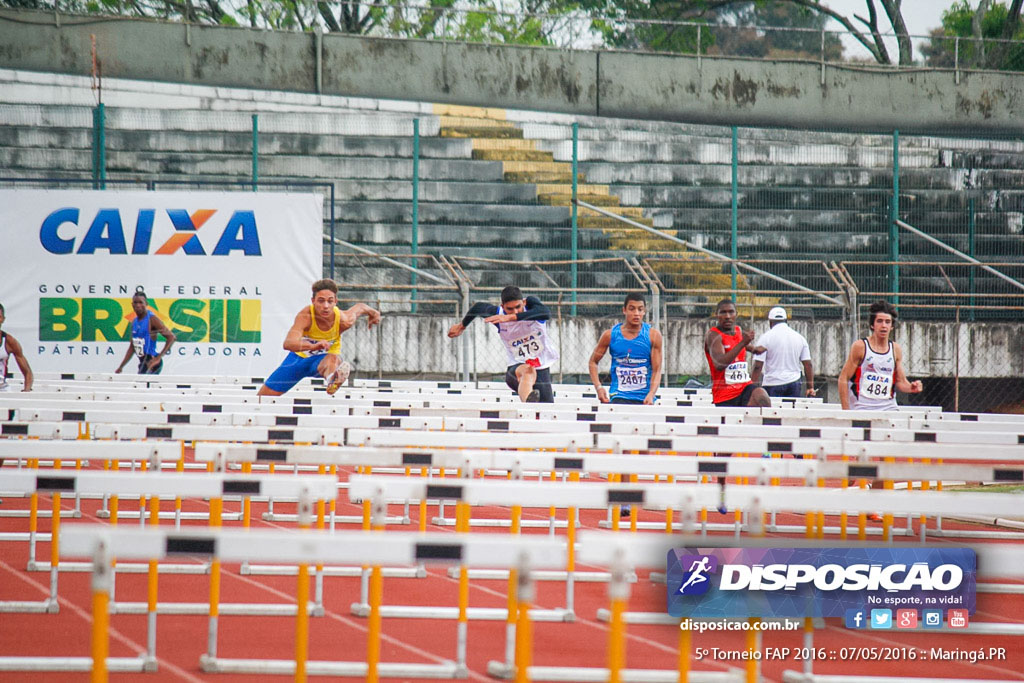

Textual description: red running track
[2,461,1023,682]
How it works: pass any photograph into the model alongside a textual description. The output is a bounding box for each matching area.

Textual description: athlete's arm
[115,341,135,373]
[5,334,33,392]
[515,297,551,322]
[837,341,865,410]
[704,329,748,370]
[283,308,327,353]
[644,328,664,405]
[892,343,923,394]
[448,302,498,338]
[339,303,381,333]
[802,359,816,396]
[750,360,764,385]
[147,315,176,371]
[588,330,612,403]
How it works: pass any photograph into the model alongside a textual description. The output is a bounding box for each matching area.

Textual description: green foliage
[923,1,1024,71]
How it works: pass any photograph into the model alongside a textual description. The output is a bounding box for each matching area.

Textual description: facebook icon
[845,609,866,629]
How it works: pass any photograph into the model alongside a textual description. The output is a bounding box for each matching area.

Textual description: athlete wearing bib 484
[447,285,557,403]
[588,293,663,404]
[258,279,380,397]
[838,300,922,412]
[703,299,770,408]
[115,291,176,375]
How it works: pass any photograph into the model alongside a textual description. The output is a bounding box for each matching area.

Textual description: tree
[922,0,1024,71]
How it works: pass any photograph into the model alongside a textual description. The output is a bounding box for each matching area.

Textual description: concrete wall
[3,9,1023,134]
[342,316,1024,380]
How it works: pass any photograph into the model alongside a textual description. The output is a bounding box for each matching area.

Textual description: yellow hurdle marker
[295,495,313,683]
[514,558,535,683]
[677,620,691,683]
[745,617,759,683]
[857,479,867,541]
[90,539,111,683]
[605,549,631,683]
[205,491,223,665]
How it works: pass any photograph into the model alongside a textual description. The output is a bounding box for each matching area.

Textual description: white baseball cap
[767,306,787,321]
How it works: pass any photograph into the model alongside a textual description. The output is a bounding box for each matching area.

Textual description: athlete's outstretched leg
[515,364,538,402]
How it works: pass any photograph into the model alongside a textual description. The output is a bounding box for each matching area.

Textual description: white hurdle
[0,471,335,674]
[58,525,565,680]
[576,534,1024,683]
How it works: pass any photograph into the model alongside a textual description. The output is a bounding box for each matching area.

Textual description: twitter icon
[870,609,892,629]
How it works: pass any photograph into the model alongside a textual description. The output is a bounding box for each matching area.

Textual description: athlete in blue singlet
[115,291,176,375]
[588,293,663,405]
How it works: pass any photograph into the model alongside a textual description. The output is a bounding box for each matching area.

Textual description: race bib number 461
[725,360,749,385]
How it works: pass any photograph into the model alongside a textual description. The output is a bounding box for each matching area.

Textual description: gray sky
[822,0,954,60]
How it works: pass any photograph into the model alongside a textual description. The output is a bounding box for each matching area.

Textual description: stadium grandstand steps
[3,68,1024,314]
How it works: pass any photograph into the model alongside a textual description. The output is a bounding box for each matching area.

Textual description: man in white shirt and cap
[750,306,815,399]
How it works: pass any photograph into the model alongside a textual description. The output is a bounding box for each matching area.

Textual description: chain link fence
[4,87,1024,411]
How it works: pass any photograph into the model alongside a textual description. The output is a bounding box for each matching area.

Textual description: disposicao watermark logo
[676,555,718,596]
[666,547,976,618]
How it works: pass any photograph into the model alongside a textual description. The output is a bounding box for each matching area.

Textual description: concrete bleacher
[3,67,1024,306]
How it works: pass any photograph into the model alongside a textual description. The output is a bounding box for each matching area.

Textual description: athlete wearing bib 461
[447,285,557,403]
[258,279,380,397]
[588,293,663,404]
[703,299,770,408]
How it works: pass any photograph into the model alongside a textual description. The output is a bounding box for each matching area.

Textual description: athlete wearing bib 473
[703,299,770,408]
[258,279,380,397]
[115,291,176,375]
[588,293,663,404]
[447,285,557,403]
[838,300,922,412]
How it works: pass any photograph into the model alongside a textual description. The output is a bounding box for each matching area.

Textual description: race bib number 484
[859,372,892,398]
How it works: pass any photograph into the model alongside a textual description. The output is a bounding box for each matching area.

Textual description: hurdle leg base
[142,656,159,673]
[486,660,515,679]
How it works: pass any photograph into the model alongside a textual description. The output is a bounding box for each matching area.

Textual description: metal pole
[460,282,471,383]
[895,219,1024,292]
[967,197,976,321]
[91,105,98,189]
[890,129,899,303]
[412,118,420,314]
[571,122,579,316]
[251,114,258,192]
[731,126,739,296]
[97,103,106,190]
[576,200,844,307]
[329,184,336,280]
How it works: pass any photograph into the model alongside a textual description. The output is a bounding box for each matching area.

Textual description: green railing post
[92,103,106,190]
[571,122,579,316]
[730,126,738,295]
[411,118,420,314]
[968,197,976,321]
[890,129,900,303]
[251,114,259,192]
[91,106,98,188]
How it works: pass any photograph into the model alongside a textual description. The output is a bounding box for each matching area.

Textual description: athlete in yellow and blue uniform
[258,279,381,396]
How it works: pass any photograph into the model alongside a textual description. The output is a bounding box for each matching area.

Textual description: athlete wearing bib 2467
[703,299,770,408]
[588,293,663,404]
[258,279,381,397]
[447,286,557,403]
[115,292,176,375]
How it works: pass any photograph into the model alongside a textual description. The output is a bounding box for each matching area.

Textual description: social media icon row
[845,608,968,629]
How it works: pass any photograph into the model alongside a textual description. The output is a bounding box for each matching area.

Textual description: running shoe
[325,361,351,396]
[524,389,541,403]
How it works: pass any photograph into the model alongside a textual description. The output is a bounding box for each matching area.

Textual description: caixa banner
[667,547,976,618]
[0,190,322,375]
